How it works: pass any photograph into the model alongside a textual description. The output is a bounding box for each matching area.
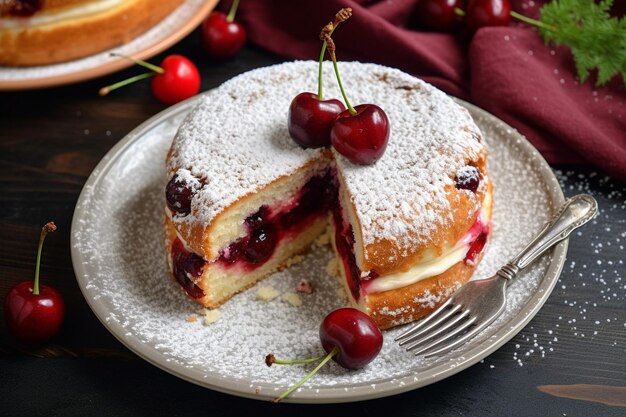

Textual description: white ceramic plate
[71,93,566,403]
[0,0,217,90]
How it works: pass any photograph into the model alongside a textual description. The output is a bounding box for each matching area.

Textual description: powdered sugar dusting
[72,91,564,402]
[167,62,484,257]
[333,65,484,250]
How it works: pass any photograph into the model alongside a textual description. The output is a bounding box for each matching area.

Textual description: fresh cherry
[100,54,201,105]
[201,0,246,59]
[152,55,202,104]
[288,9,351,148]
[319,308,383,369]
[288,93,345,148]
[331,104,390,165]
[455,165,480,193]
[321,12,390,165]
[415,0,466,31]
[4,222,65,344]
[466,0,511,32]
[267,306,383,402]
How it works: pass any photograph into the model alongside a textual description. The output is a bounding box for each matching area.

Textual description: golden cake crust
[365,256,481,330]
[356,151,488,275]
[0,0,183,66]
[358,180,492,329]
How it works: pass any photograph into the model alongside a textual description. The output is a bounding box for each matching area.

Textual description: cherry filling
[4,0,42,16]
[332,204,361,302]
[464,229,488,265]
[171,238,205,299]
[455,166,480,193]
[216,171,336,270]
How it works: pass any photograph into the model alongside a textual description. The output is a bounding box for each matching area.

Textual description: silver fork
[395,194,598,357]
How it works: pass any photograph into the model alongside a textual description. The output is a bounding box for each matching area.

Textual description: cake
[164,61,492,329]
[0,0,183,66]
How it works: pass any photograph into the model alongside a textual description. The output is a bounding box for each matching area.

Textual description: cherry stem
[34,222,56,295]
[510,10,557,31]
[317,34,331,100]
[109,53,164,74]
[318,8,352,101]
[274,346,339,403]
[454,7,556,31]
[226,0,240,22]
[270,354,327,366]
[330,53,356,115]
[99,72,155,96]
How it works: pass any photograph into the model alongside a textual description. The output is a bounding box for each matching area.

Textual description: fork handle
[496,194,598,281]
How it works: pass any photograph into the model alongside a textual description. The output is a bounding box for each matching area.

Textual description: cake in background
[0,0,183,66]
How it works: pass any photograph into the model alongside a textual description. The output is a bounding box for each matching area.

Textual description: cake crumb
[336,287,348,302]
[284,254,304,268]
[281,292,302,307]
[202,309,221,325]
[325,257,339,277]
[186,315,198,322]
[256,286,280,301]
[296,279,314,294]
[313,226,332,248]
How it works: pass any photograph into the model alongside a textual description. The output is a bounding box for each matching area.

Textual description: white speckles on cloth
[72,93,564,397]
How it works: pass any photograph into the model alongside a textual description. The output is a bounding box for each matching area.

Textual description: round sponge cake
[165,61,492,329]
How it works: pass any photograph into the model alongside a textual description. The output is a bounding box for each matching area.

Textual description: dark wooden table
[1,31,625,417]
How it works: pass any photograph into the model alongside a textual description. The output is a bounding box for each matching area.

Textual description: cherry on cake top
[288,8,352,149]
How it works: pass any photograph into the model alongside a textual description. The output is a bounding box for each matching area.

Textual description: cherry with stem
[99,53,201,105]
[266,308,383,402]
[287,8,352,149]
[454,0,557,32]
[324,21,390,165]
[4,222,65,344]
[201,0,247,59]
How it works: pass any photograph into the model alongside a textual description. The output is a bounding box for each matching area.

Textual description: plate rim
[70,92,567,404]
[0,0,218,91]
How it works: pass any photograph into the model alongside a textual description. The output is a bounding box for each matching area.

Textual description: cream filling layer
[1,0,127,30]
[363,189,491,295]
[363,243,470,294]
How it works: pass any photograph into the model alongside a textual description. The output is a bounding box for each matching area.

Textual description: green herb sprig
[537,0,626,86]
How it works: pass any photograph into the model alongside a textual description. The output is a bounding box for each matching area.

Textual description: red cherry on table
[320,308,383,369]
[201,11,247,59]
[151,55,201,105]
[415,0,466,31]
[5,282,65,344]
[4,222,64,344]
[288,93,346,148]
[100,54,201,105]
[466,0,511,32]
[331,104,390,165]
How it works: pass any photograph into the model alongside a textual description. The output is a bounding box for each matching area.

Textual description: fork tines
[395,300,477,357]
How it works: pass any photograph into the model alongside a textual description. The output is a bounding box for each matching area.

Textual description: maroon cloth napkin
[228,0,626,180]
